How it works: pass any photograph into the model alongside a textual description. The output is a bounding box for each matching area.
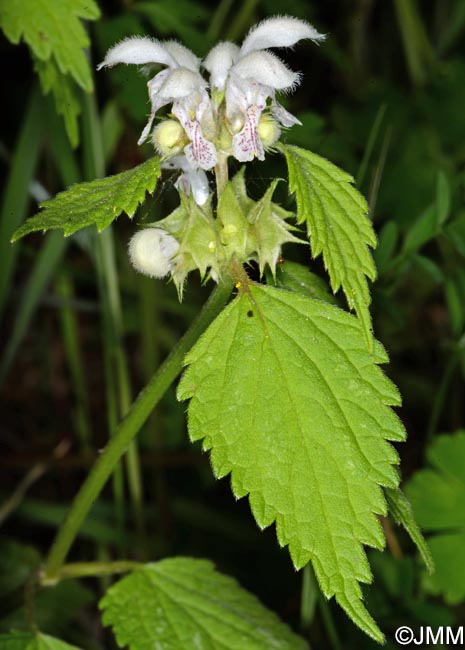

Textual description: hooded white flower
[163,155,210,206]
[204,16,325,162]
[98,38,217,170]
[128,228,180,278]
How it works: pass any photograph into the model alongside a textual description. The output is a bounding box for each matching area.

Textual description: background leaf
[0,632,81,650]
[178,283,406,642]
[100,558,308,650]
[405,431,465,604]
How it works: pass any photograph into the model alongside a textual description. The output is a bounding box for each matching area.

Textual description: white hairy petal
[173,91,217,170]
[232,51,299,91]
[239,16,326,56]
[164,155,211,203]
[232,105,265,162]
[164,40,200,71]
[158,68,206,99]
[203,42,240,89]
[175,166,210,206]
[97,37,176,70]
[271,100,302,127]
[137,70,171,145]
[128,229,179,279]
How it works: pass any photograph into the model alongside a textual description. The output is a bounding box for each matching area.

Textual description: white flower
[128,228,179,278]
[98,38,217,170]
[204,16,325,162]
[163,155,210,206]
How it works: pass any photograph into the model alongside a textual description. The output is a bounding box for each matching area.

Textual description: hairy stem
[215,152,229,195]
[42,279,234,582]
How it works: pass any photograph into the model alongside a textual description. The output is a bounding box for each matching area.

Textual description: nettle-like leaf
[178,284,406,643]
[0,0,100,92]
[384,488,433,573]
[274,260,337,304]
[279,144,377,349]
[100,558,308,650]
[12,157,161,241]
[406,431,465,604]
[0,632,81,650]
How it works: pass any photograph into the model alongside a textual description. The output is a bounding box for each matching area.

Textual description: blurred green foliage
[1,0,465,648]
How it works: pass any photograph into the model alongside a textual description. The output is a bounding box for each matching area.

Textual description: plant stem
[41,561,141,586]
[300,564,318,632]
[426,349,460,441]
[318,594,342,650]
[207,0,234,40]
[42,279,234,582]
[215,152,229,195]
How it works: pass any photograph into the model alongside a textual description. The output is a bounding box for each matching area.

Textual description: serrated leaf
[0,632,81,650]
[274,260,337,304]
[178,284,406,643]
[34,57,81,148]
[12,158,161,240]
[0,0,100,92]
[279,144,377,349]
[405,431,465,604]
[100,557,308,650]
[384,487,433,573]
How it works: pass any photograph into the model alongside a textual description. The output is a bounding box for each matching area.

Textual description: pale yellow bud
[152,120,187,156]
[257,114,281,147]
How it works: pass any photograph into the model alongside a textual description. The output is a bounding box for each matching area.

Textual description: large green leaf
[100,558,307,650]
[0,632,81,650]
[405,431,465,604]
[12,158,161,240]
[279,144,377,348]
[178,283,405,642]
[0,0,100,92]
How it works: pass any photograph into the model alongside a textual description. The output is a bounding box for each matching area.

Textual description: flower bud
[128,228,179,279]
[152,119,187,156]
[257,114,281,147]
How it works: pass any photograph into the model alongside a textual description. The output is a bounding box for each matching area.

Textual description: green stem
[426,350,459,441]
[215,152,229,195]
[41,561,141,586]
[300,564,318,632]
[207,0,234,40]
[82,90,145,548]
[225,0,259,40]
[318,594,342,650]
[42,279,234,581]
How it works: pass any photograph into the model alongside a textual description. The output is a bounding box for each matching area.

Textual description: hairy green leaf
[0,632,81,650]
[178,284,405,642]
[406,431,465,604]
[384,488,433,573]
[0,0,100,92]
[279,144,377,348]
[274,260,337,304]
[12,158,161,240]
[100,558,307,650]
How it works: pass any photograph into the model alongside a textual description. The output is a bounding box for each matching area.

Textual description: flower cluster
[99,16,324,199]
[98,16,325,287]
